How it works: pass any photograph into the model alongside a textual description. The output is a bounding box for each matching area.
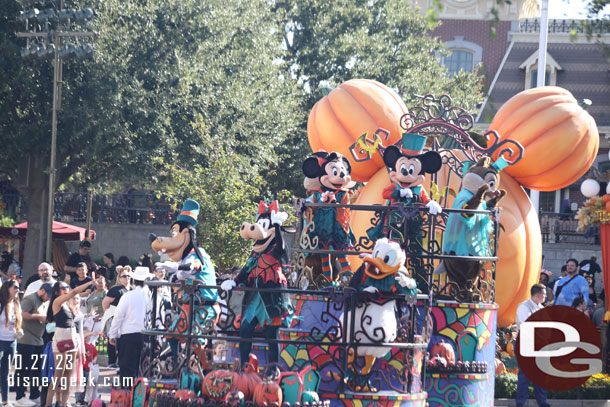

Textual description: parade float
[119,81,599,407]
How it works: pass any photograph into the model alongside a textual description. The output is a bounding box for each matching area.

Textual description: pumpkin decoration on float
[173,390,197,401]
[430,339,456,366]
[308,83,598,328]
[253,367,283,406]
[488,86,599,191]
[225,390,245,407]
[201,361,262,401]
[307,79,409,182]
[253,372,283,407]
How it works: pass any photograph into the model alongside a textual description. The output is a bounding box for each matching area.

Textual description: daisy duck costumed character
[344,238,417,392]
[434,156,507,301]
[150,200,218,357]
[302,151,355,284]
[221,200,294,366]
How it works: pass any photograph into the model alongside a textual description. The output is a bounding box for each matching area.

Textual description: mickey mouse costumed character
[302,151,356,284]
[221,200,294,366]
[367,133,442,289]
[368,133,443,242]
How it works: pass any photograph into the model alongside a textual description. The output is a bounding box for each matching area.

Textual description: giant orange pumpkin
[307,79,409,182]
[349,150,541,327]
[488,86,599,191]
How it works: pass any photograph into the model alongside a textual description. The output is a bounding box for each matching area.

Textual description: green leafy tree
[157,117,267,272]
[0,0,302,277]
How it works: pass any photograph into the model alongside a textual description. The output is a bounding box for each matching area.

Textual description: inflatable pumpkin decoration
[307,79,409,182]
[308,83,596,328]
[489,86,599,191]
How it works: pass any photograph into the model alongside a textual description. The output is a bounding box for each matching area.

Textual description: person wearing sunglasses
[45,280,95,407]
[98,266,131,370]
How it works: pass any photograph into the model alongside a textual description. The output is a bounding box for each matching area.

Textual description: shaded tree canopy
[1,0,485,273]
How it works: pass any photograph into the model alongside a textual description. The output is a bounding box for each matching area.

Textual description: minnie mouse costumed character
[302,151,356,284]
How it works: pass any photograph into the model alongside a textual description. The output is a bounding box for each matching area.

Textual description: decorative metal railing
[519,18,610,34]
[290,202,500,304]
[139,281,430,395]
[52,192,177,224]
[540,211,599,244]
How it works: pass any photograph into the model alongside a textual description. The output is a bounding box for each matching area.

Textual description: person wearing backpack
[554,259,589,308]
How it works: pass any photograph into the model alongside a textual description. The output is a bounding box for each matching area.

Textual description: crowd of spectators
[517,255,605,407]
[0,240,163,407]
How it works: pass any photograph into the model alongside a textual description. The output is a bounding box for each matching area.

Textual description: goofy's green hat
[177,199,200,227]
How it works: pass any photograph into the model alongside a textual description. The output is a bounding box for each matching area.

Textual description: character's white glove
[426,200,443,215]
[155,261,178,273]
[270,210,288,226]
[395,272,416,289]
[176,269,195,280]
[400,188,413,198]
[221,279,236,292]
[363,286,378,293]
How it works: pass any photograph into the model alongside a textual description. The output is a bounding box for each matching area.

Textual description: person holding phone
[45,280,95,407]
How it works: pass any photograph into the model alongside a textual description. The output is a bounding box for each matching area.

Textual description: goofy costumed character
[221,200,294,366]
[151,199,219,360]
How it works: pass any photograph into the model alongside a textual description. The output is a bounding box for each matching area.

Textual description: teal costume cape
[443,189,492,257]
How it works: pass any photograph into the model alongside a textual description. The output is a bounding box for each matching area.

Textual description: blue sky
[548,0,610,18]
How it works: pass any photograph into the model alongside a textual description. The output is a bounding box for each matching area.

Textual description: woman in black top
[45,280,95,407]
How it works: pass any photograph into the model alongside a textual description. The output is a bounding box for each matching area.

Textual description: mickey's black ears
[383,146,402,170]
[303,156,322,178]
[418,151,442,174]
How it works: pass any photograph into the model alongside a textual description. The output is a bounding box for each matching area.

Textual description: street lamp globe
[581,178,600,197]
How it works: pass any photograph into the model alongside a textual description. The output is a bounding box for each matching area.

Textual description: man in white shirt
[515,283,550,407]
[24,263,56,297]
[108,267,153,383]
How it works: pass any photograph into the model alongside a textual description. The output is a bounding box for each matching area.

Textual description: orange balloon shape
[307,79,409,182]
[489,86,599,191]
[349,151,541,327]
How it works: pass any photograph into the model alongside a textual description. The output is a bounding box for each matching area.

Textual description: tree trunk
[17,155,50,282]
[20,186,48,282]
